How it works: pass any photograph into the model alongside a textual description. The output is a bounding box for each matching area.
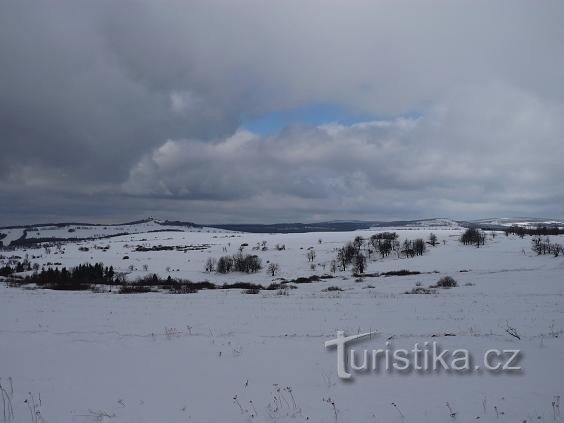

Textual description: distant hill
[208,218,461,233]
[1,217,562,247]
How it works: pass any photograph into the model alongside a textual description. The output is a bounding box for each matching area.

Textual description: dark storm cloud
[0,0,563,224]
[0,1,240,184]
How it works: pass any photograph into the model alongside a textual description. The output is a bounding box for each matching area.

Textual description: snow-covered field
[0,224,563,422]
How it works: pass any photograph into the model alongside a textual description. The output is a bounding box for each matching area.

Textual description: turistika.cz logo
[325,331,521,380]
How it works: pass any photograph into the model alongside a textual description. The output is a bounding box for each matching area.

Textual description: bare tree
[205,257,216,273]
[353,236,364,252]
[353,253,366,275]
[413,238,426,256]
[330,259,337,274]
[267,262,280,276]
[336,249,348,271]
[306,249,317,262]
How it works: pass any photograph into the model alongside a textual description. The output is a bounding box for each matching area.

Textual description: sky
[1,0,563,225]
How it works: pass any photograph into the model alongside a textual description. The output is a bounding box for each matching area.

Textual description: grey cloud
[123,84,564,220]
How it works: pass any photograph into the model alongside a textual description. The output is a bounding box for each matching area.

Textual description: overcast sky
[1,0,563,225]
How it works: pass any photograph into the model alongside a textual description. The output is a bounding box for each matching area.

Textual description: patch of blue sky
[241,103,421,135]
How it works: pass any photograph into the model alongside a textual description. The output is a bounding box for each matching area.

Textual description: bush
[222,282,263,290]
[434,276,458,288]
[118,285,152,294]
[405,287,436,294]
[323,286,343,292]
[169,284,199,294]
[381,270,421,276]
[290,275,322,284]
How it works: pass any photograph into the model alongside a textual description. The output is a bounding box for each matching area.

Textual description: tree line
[504,225,564,237]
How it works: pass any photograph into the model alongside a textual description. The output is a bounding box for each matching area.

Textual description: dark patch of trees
[215,253,262,274]
[505,225,564,238]
[0,260,32,276]
[15,263,116,290]
[381,269,421,276]
[0,265,15,277]
[5,261,301,294]
[7,231,129,248]
[135,244,209,252]
[460,228,486,247]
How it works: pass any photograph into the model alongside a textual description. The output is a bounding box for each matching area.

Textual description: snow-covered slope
[0,225,563,421]
[0,218,229,247]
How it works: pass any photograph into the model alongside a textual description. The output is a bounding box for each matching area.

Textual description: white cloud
[123,83,564,220]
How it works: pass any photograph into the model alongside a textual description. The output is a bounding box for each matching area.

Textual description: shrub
[169,284,199,294]
[0,265,15,277]
[434,276,458,288]
[405,287,436,294]
[290,275,322,284]
[222,282,263,290]
[323,286,343,292]
[381,270,421,276]
[118,285,152,294]
[276,287,289,296]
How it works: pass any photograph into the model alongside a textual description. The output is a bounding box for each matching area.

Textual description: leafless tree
[306,249,316,262]
[267,262,280,276]
[205,257,216,273]
[353,253,366,275]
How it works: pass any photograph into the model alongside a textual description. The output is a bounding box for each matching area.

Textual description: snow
[0,227,24,246]
[15,221,222,241]
[0,227,563,422]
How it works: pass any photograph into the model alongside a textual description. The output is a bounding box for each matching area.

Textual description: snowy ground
[0,225,563,422]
